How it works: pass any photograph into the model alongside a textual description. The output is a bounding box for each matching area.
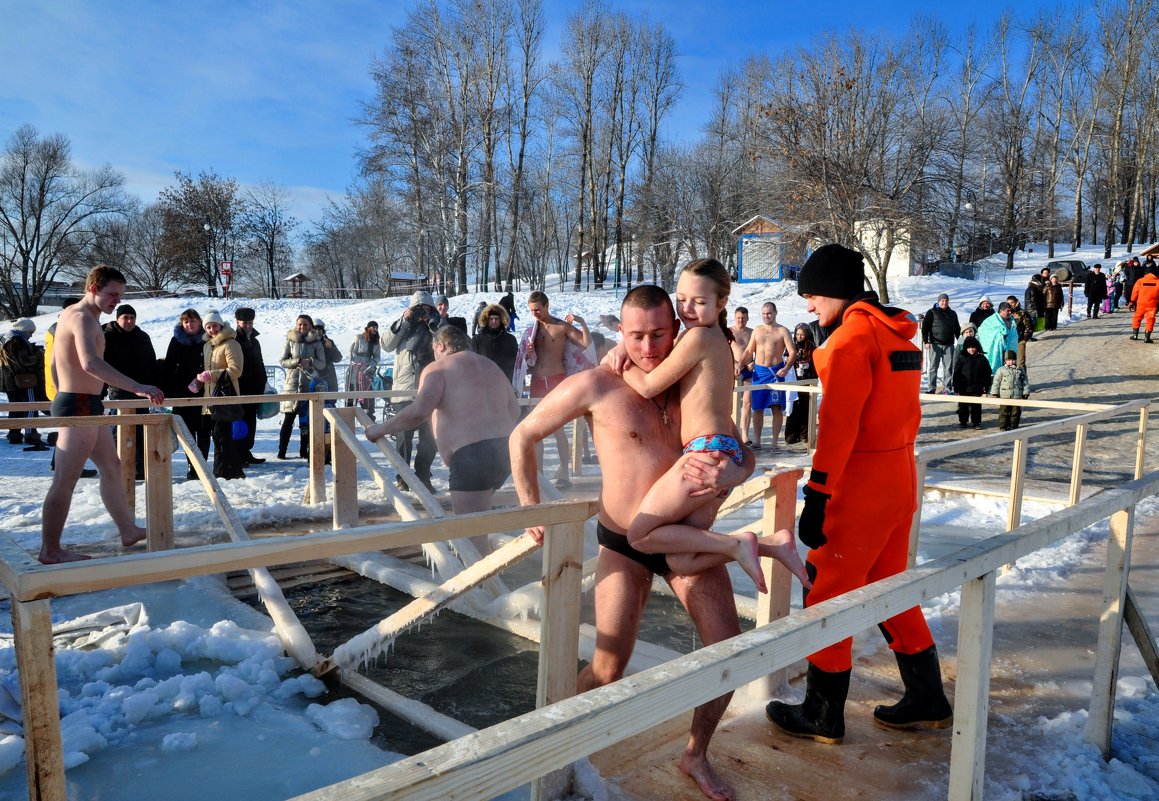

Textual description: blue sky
[1,0,1053,227]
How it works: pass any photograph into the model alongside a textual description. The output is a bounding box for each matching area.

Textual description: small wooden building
[384,271,428,298]
[282,272,311,298]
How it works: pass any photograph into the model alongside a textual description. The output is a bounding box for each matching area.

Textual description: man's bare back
[422,350,520,464]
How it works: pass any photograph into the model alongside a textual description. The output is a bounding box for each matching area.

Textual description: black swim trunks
[51,392,104,417]
[596,520,670,577]
[448,436,511,492]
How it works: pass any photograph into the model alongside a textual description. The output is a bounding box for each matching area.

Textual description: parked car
[1045,259,1091,282]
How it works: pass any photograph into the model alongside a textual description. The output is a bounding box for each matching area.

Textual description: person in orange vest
[1128,265,1159,342]
[767,243,952,744]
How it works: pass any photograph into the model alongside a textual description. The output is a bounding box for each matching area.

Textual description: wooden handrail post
[306,396,326,504]
[908,456,929,568]
[1135,405,1149,480]
[12,598,66,801]
[331,407,358,529]
[1085,507,1135,758]
[116,407,136,509]
[143,417,174,551]
[1006,436,1027,532]
[806,390,818,453]
[732,380,743,429]
[532,518,584,801]
[948,571,996,801]
[1068,423,1088,506]
[757,468,803,693]
[571,416,584,475]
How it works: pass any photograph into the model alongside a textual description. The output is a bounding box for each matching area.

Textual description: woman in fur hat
[471,304,518,382]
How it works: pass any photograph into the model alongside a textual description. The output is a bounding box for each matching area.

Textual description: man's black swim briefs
[51,393,104,417]
[448,436,511,492]
[596,520,670,577]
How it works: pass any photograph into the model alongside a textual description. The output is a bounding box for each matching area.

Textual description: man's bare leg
[750,409,764,449]
[578,549,652,692]
[738,386,751,443]
[450,489,496,555]
[552,428,570,487]
[768,407,783,450]
[87,426,146,548]
[668,566,741,801]
[40,426,99,563]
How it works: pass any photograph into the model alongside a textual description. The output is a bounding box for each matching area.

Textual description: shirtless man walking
[729,307,755,444]
[366,325,520,553]
[40,265,165,563]
[512,286,764,801]
[524,290,591,489]
[738,302,796,450]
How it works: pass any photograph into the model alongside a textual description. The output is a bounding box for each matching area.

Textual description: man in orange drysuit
[1129,265,1159,343]
[767,243,952,744]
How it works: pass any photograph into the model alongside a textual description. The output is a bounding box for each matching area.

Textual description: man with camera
[381,290,439,493]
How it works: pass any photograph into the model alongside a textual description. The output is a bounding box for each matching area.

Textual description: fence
[0,390,1155,800]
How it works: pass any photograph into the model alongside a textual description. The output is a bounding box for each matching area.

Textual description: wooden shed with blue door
[733,215,791,282]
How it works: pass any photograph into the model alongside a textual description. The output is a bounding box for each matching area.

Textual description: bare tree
[0,124,130,316]
[240,180,297,299]
[159,170,246,296]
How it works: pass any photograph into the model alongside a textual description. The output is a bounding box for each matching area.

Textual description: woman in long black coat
[160,309,210,479]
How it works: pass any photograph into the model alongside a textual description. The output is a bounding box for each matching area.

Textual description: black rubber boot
[1146,331,1154,344]
[766,663,850,744]
[873,645,954,730]
[1131,329,1140,340]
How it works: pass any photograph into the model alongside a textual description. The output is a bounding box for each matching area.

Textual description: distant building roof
[732,215,784,237]
[282,272,310,282]
[388,271,423,281]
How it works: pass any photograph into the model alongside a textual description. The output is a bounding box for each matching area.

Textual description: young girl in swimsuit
[608,258,809,593]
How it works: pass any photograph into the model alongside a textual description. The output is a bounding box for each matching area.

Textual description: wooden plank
[1124,585,1159,685]
[910,458,929,568]
[755,469,800,693]
[1135,406,1150,480]
[117,408,136,509]
[0,534,43,590]
[330,407,359,529]
[143,418,174,551]
[1006,437,1026,533]
[1085,507,1134,757]
[12,599,66,801]
[532,517,585,801]
[11,500,600,601]
[1068,423,1087,507]
[306,397,326,504]
[340,670,476,742]
[353,408,445,519]
[947,572,996,801]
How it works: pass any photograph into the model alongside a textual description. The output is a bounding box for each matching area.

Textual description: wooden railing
[1,393,1155,801]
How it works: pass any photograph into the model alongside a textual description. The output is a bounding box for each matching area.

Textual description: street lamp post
[203,222,215,297]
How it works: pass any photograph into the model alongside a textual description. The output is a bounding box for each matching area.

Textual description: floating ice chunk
[215,673,251,702]
[305,698,379,740]
[1107,757,1157,798]
[154,648,183,677]
[121,690,159,725]
[273,673,327,701]
[160,732,198,753]
[0,736,23,777]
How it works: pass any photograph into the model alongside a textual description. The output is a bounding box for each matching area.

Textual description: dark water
[253,572,730,755]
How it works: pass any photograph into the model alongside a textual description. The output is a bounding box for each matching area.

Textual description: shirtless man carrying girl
[607,258,809,592]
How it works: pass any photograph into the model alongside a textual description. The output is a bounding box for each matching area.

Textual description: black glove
[798,486,831,549]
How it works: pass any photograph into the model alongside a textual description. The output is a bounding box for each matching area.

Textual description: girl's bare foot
[758,527,812,588]
[38,548,92,564]
[120,525,147,548]
[732,531,767,593]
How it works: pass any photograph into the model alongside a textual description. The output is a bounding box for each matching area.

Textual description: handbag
[211,375,244,423]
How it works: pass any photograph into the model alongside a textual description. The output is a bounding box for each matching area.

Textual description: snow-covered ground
[0,242,1155,800]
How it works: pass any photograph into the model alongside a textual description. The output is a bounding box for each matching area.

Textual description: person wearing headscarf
[347,321,382,419]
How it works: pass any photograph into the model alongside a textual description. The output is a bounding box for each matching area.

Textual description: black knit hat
[116,304,137,318]
[234,307,256,322]
[796,244,866,299]
[962,336,981,351]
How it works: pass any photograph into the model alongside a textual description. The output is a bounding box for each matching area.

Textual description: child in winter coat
[951,336,991,430]
[991,350,1030,430]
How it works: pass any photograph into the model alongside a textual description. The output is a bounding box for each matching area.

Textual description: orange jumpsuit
[1130,273,1159,333]
[804,296,935,673]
